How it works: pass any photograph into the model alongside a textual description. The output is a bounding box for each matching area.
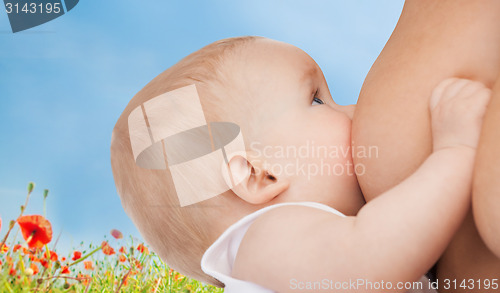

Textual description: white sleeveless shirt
[201,202,437,293]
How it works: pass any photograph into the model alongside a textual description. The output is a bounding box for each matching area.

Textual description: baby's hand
[430,78,491,151]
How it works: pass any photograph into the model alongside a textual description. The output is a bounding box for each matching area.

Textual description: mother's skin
[352,1,500,292]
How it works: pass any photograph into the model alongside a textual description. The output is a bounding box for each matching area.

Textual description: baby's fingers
[430,78,464,110]
[430,78,491,110]
[464,87,492,116]
[455,80,491,101]
[430,78,492,151]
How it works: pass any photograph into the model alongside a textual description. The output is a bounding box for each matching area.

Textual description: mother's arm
[474,76,500,258]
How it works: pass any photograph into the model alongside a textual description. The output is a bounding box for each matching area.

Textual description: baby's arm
[232,78,491,292]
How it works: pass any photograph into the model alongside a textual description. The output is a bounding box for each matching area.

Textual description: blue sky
[0,1,404,254]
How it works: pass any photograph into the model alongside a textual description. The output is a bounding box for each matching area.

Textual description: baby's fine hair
[110,36,262,286]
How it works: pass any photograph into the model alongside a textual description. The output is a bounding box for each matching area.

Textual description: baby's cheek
[322,112,352,148]
[318,114,354,172]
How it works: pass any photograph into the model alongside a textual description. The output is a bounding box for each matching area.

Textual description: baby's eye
[312,97,324,105]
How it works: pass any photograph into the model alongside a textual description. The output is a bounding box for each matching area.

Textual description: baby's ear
[225,154,289,205]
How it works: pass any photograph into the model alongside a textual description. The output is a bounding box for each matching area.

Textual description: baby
[110,36,491,292]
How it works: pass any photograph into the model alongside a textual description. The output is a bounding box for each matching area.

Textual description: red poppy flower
[40,259,52,269]
[119,246,126,254]
[17,215,52,249]
[174,273,185,281]
[121,275,129,286]
[110,229,123,239]
[84,260,93,270]
[22,247,32,255]
[61,256,66,262]
[60,266,70,274]
[72,251,82,261]
[101,241,115,255]
[30,262,39,275]
[9,267,16,276]
[136,243,149,254]
[29,255,40,262]
[12,244,22,253]
[1,244,9,253]
[77,273,90,286]
[43,250,58,261]
[119,254,126,262]
[134,259,142,270]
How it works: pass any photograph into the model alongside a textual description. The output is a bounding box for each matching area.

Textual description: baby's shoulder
[247,204,340,234]
[231,204,351,290]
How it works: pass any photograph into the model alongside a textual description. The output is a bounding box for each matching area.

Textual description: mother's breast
[352,1,500,292]
[352,0,500,201]
[473,77,500,258]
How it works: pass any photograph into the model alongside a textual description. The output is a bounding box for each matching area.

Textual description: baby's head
[110,36,364,285]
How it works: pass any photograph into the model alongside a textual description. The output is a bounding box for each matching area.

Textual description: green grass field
[0,183,224,292]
